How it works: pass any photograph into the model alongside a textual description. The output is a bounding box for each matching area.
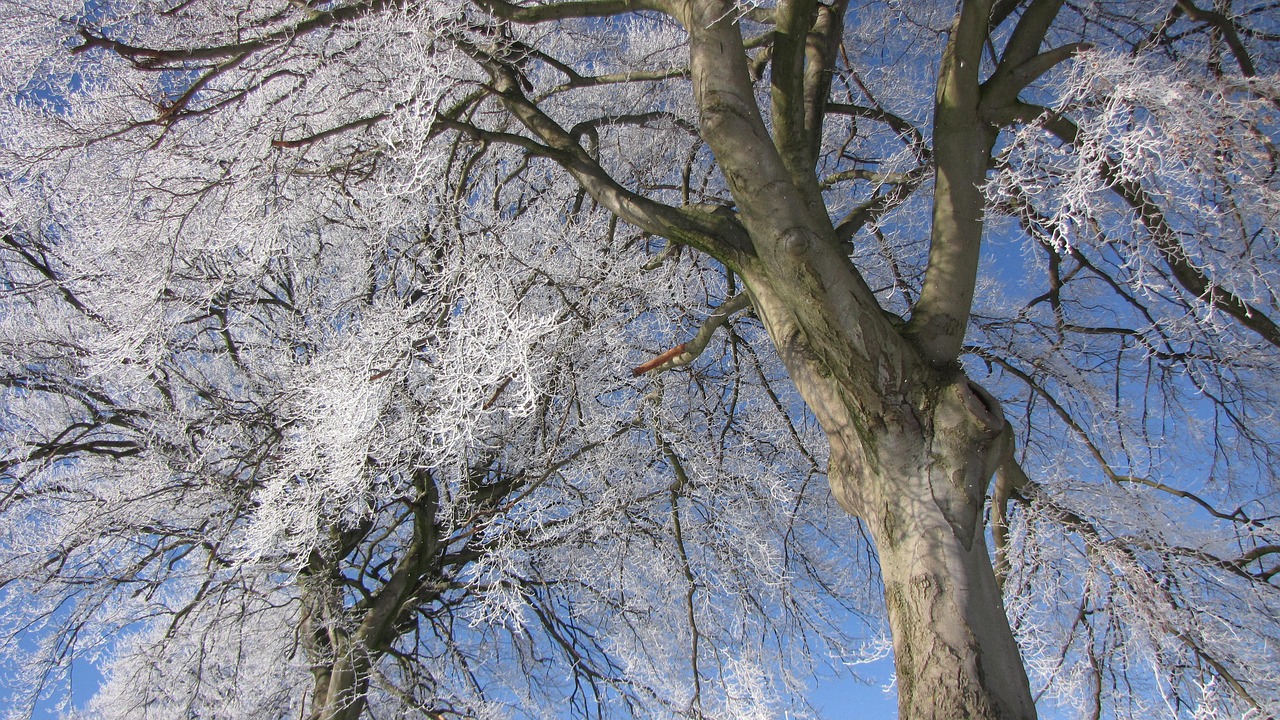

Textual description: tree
[1,0,1278,718]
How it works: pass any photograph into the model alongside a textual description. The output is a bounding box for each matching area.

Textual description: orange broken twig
[631,343,687,377]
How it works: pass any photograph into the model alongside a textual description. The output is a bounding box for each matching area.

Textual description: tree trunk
[299,472,439,720]
[746,277,1036,720]
[669,0,1037,712]
[873,488,1036,720]
[301,570,374,720]
[309,645,372,720]
[833,391,1035,720]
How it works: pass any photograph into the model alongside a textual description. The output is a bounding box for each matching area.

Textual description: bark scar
[930,381,1006,551]
[962,380,1005,437]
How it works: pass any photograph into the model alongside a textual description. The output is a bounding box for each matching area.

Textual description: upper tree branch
[904,0,999,367]
[677,0,841,248]
[1023,108,1280,350]
[73,0,405,65]
[829,165,931,242]
[979,0,1090,122]
[468,42,752,264]
[802,0,848,166]
[995,0,1063,70]
[548,67,690,95]
[769,0,846,215]
[678,0,902,395]
[2,232,98,320]
[769,0,819,181]
[473,0,666,23]
[1173,0,1258,78]
[907,0,1082,368]
[825,101,931,163]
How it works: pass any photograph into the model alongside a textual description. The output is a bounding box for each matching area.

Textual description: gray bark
[300,472,441,720]
[748,276,1037,720]
[674,0,1039,715]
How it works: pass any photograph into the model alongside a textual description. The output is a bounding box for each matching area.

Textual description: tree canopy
[0,1,1277,719]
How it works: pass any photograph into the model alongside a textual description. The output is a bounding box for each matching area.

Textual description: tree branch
[769,0,821,190]
[904,0,998,367]
[456,35,752,264]
[473,0,667,23]
[802,0,848,165]
[1034,109,1280,350]
[971,346,1273,530]
[73,0,404,65]
[1173,0,1258,78]
[632,293,752,375]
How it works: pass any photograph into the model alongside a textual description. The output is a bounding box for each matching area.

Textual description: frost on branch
[989,50,1280,330]
[0,6,876,706]
[243,275,558,563]
[82,584,310,720]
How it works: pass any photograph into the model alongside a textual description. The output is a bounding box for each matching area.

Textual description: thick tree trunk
[309,646,371,720]
[641,0,1038,714]
[874,496,1035,720]
[301,572,374,720]
[746,279,1037,720]
[299,472,439,720]
[830,389,1036,720]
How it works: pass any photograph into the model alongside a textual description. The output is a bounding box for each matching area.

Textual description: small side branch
[473,0,668,24]
[631,293,752,376]
[992,431,1030,592]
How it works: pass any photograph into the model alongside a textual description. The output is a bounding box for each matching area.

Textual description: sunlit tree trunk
[299,472,441,720]
[745,269,1036,719]
[674,0,1038,714]
[301,562,375,720]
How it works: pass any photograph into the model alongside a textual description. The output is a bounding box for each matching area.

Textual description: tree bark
[835,384,1035,720]
[301,564,375,720]
[747,274,1037,720]
[300,474,440,720]
[666,0,1036,711]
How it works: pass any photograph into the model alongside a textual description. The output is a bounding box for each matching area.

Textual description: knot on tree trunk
[927,379,1009,551]
[958,379,1005,438]
[780,226,816,256]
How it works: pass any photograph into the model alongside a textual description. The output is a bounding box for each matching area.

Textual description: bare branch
[632,293,753,375]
